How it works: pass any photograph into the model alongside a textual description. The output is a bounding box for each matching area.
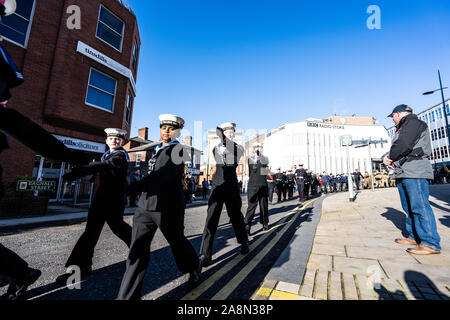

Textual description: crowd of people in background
[128,165,449,207]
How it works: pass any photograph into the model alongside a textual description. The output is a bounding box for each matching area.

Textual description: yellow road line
[182,200,314,300]
[211,199,317,300]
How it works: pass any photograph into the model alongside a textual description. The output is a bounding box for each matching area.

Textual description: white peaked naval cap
[1,0,16,16]
[105,128,127,139]
[159,114,185,129]
[219,122,236,131]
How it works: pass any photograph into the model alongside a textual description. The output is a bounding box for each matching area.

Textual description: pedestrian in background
[383,104,441,255]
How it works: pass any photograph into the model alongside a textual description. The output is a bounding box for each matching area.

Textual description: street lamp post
[423,69,450,151]
[340,135,355,202]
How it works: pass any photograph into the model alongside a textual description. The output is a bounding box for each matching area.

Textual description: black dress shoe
[240,242,250,254]
[197,255,212,274]
[5,268,41,300]
[186,269,201,292]
[263,224,269,231]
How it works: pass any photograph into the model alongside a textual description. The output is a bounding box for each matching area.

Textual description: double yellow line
[182,198,316,300]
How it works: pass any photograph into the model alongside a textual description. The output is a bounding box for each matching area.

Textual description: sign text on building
[307,122,344,130]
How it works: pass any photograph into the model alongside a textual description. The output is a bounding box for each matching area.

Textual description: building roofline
[386,98,450,131]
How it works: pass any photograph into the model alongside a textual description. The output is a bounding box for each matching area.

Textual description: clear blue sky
[127,0,450,146]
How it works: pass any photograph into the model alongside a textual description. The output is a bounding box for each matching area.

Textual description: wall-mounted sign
[307,122,344,130]
[77,41,137,94]
[17,180,56,192]
[53,135,106,154]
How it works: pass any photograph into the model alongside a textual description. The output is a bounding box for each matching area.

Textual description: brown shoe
[395,238,417,245]
[407,244,441,255]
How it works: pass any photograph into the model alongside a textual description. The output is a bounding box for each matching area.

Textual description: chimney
[184,136,193,146]
[138,127,148,140]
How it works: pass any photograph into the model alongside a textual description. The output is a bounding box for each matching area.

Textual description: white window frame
[131,39,139,72]
[85,68,117,113]
[95,4,125,52]
[0,0,36,48]
[125,91,133,124]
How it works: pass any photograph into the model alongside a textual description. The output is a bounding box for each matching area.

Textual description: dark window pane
[0,13,29,45]
[0,23,26,44]
[86,87,114,111]
[89,70,116,94]
[15,0,34,19]
[99,7,124,35]
[97,23,122,50]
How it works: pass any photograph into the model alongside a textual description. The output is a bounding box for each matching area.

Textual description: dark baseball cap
[388,104,413,117]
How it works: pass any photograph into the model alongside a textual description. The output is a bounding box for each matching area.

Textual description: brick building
[0,0,140,202]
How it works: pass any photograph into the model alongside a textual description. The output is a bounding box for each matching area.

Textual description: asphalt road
[0,193,318,300]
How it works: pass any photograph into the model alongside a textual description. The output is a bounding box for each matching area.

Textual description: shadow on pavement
[439,216,450,228]
[373,271,449,300]
[429,185,450,207]
[381,207,409,238]
[429,200,450,214]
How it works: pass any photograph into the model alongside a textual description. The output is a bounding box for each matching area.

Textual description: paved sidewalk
[253,185,450,300]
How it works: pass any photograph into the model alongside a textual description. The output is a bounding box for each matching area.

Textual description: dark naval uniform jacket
[127,141,185,212]
[247,155,269,190]
[66,147,129,204]
[212,142,244,187]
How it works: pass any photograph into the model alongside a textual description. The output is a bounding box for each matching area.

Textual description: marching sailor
[244,143,270,235]
[197,122,249,270]
[117,115,200,299]
[56,128,132,283]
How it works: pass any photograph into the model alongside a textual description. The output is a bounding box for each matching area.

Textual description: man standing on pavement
[56,128,133,283]
[383,104,441,255]
[295,164,307,203]
[117,115,200,299]
[266,171,275,204]
[352,169,364,190]
[244,143,270,234]
[286,170,295,200]
[197,122,249,270]
[273,168,284,203]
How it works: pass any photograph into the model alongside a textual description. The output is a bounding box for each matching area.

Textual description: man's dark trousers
[199,184,248,261]
[296,179,304,201]
[65,200,131,269]
[117,207,199,300]
[244,186,269,228]
[267,182,274,203]
[275,183,283,203]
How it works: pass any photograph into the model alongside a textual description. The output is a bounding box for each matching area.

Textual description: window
[446,104,449,115]
[0,0,35,47]
[86,69,117,112]
[441,146,449,159]
[96,5,124,51]
[135,153,141,167]
[132,39,139,72]
[125,91,133,123]
[431,111,435,122]
[438,128,442,140]
[438,108,443,119]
